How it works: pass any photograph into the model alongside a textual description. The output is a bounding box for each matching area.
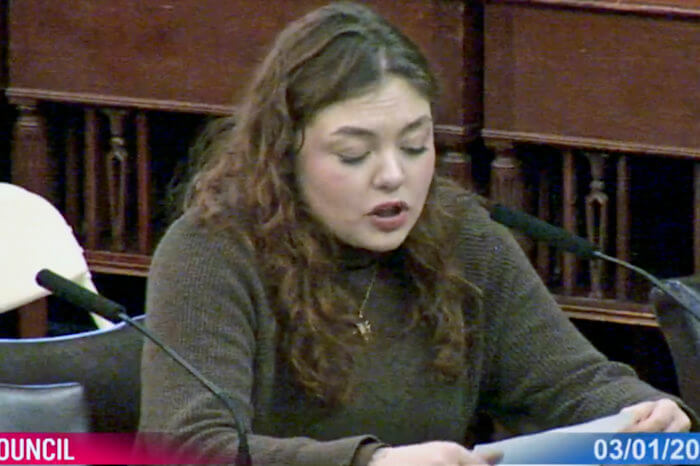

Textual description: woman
[139,2,695,465]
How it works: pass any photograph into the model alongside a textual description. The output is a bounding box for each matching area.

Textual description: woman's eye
[402,146,427,156]
[337,152,370,165]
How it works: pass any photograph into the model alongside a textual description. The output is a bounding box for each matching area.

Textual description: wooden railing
[482,0,700,326]
[13,100,698,332]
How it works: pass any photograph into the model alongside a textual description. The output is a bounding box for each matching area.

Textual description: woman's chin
[346,232,409,253]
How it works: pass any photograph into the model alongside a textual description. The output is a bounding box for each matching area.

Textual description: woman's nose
[372,150,405,191]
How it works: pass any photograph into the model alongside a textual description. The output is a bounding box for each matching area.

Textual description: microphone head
[489,204,598,260]
[36,268,124,322]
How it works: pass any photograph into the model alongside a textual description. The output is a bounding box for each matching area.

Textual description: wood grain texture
[484,1,700,155]
[8,0,482,138]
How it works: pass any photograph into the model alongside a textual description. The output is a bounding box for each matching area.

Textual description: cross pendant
[355,320,372,341]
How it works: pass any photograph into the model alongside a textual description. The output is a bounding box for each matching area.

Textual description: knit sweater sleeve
[457,201,699,433]
[138,214,377,465]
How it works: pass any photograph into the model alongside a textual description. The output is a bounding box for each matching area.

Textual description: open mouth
[372,203,405,217]
[368,202,409,232]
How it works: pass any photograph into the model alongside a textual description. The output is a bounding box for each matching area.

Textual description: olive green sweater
[139,195,696,465]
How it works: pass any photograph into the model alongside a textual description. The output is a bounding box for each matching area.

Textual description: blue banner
[486,432,700,464]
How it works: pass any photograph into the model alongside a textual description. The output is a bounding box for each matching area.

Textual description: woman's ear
[294,128,306,154]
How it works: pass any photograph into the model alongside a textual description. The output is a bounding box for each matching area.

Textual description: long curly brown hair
[185,1,481,404]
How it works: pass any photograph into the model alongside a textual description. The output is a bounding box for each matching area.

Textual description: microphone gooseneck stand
[35,269,252,466]
[487,202,700,322]
[592,250,700,322]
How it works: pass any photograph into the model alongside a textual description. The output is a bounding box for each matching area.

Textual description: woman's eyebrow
[330,115,433,139]
[399,115,433,136]
[330,126,376,139]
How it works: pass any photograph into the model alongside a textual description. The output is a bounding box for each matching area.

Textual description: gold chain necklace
[355,265,378,342]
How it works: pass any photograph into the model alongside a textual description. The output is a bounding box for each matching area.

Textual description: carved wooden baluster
[562,150,578,295]
[64,115,81,232]
[136,111,152,254]
[11,98,53,200]
[615,155,631,300]
[84,108,100,250]
[103,109,129,252]
[488,140,533,256]
[585,152,609,299]
[489,141,523,206]
[438,151,474,191]
[536,164,551,281]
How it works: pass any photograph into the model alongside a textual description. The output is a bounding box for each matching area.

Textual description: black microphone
[490,204,598,260]
[35,268,252,466]
[488,204,700,322]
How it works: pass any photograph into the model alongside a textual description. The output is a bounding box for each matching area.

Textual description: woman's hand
[620,398,691,432]
[367,441,502,466]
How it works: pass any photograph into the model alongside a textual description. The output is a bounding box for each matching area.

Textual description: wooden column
[10,97,50,337]
[438,151,473,191]
[84,108,100,250]
[562,150,578,295]
[136,111,152,254]
[536,165,551,281]
[489,141,523,207]
[615,155,631,300]
[103,109,129,252]
[64,118,81,231]
[585,153,609,299]
[10,98,53,200]
[17,301,49,338]
[488,140,533,255]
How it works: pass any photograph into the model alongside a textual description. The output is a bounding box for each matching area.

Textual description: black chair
[0,316,144,432]
[650,277,700,415]
[0,382,89,432]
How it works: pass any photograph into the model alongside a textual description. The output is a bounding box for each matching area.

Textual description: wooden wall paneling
[460,0,484,142]
[7,0,482,230]
[0,0,5,89]
[483,1,700,157]
[0,0,8,182]
[7,0,478,133]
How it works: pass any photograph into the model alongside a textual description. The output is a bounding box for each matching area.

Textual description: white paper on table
[473,411,633,465]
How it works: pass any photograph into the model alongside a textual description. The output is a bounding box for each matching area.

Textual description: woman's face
[296,75,435,252]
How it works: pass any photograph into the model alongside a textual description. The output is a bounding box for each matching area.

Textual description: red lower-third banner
[0,433,233,464]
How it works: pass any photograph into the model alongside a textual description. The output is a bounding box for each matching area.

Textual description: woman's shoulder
[433,179,525,277]
[433,179,505,240]
[152,207,256,268]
